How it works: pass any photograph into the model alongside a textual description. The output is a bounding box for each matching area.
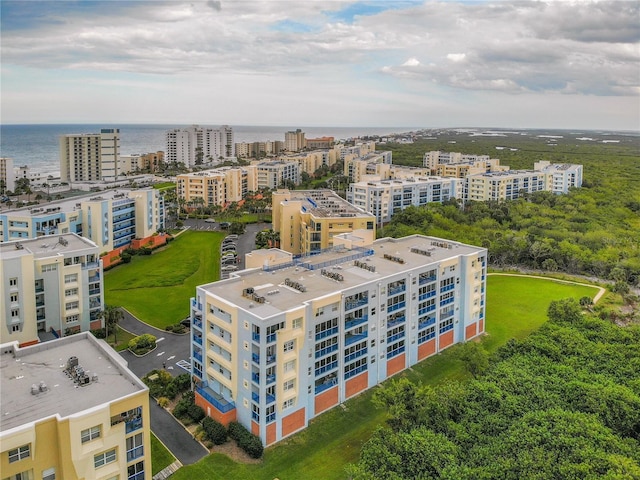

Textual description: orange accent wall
[251,421,259,436]
[314,386,338,415]
[479,319,485,333]
[345,371,368,398]
[90,320,103,330]
[195,391,237,426]
[418,339,436,361]
[439,330,455,350]
[101,246,127,269]
[281,407,306,437]
[131,234,168,250]
[19,339,39,348]
[465,322,477,340]
[386,353,406,377]
[266,423,277,445]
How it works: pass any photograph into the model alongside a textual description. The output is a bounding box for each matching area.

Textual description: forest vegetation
[381,132,640,287]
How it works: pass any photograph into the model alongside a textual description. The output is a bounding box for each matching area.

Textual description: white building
[59,129,121,183]
[256,161,300,190]
[166,125,234,167]
[190,234,487,446]
[0,233,104,346]
[347,177,460,224]
[0,157,15,194]
[533,161,583,194]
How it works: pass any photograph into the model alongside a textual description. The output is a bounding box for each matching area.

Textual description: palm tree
[101,305,124,345]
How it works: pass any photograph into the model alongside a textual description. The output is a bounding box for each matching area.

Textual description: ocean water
[0,124,413,173]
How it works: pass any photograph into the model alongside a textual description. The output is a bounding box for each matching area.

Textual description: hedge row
[227,421,263,458]
[202,417,227,445]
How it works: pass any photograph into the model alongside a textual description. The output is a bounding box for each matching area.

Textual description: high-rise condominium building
[166,125,234,167]
[189,234,487,446]
[284,129,305,152]
[0,333,151,480]
[59,129,120,183]
[1,157,16,194]
[0,233,104,346]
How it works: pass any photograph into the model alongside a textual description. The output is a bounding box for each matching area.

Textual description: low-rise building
[347,177,460,224]
[465,170,550,202]
[256,161,300,190]
[0,333,151,480]
[0,233,104,346]
[190,234,486,446]
[176,166,258,209]
[533,161,583,193]
[271,189,376,255]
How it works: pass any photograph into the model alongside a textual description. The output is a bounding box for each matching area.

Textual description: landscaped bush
[91,328,107,339]
[165,323,188,334]
[173,391,204,424]
[227,421,264,458]
[157,397,170,408]
[128,333,157,355]
[202,417,227,445]
[188,404,205,423]
[143,371,191,400]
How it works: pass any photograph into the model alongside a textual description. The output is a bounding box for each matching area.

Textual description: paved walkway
[152,460,182,480]
[488,273,606,304]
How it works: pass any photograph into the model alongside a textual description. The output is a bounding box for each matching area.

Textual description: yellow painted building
[176,166,258,208]
[272,190,376,255]
[0,333,150,480]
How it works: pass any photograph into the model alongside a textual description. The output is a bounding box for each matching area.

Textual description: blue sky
[1,0,638,129]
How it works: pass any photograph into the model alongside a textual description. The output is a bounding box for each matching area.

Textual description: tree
[455,341,489,378]
[547,298,583,325]
[101,305,125,344]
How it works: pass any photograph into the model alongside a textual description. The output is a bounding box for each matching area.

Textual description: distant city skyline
[1,1,638,130]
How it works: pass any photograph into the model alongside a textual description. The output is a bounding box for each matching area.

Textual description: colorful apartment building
[0,333,151,480]
[271,189,376,255]
[189,234,487,446]
[0,189,165,253]
[0,233,104,346]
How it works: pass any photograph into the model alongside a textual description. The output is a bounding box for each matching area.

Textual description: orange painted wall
[195,391,237,425]
[479,319,485,333]
[418,339,436,361]
[251,421,259,436]
[439,330,455,350]
[281,408,306,437]
[131,234,168,250]
[345,371,368,398]
[266,423,277,445]
[465,322,477,340]
[314,386,338,415]
[19,339,39,348]
[386,353,406,377]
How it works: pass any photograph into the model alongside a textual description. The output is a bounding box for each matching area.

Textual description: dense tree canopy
[347,303,640,479]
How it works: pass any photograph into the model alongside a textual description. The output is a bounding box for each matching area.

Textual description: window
[11,309,20,318]
[284,360,296,373]
[81,425,101,443]
[283,340,295,353]
[126,433,144,462]
[9,277,18,286]
[66,315,79,324]
[65,301,79,311]
[64,288,78,296]
[292,317,302,329]
[64,274,77,284]
[8,444,30,463]
[42,468,56,480]
[283,379,295,391]
[127,461,144,480]
[12,324,20,332]
[10,293,18,302]
[282,398,294,409]
[94,448,116,468]
[5,471,32,480]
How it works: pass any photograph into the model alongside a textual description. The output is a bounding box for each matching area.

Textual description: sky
[1,0,639,130]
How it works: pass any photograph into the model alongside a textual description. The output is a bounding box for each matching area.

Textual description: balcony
[266,333,276,343]
[315,343,338,359]
[251,392,276,404]
[419,305,436,316]
[252,372,260,384]
[266,412,276,423]
[125,416,143,434]
[252,332,261,342]
[252,353,260,364]
[193,316,203,329]
[419,275,437,285]
[266,374,276,385]
[439,323,454,334]
[345,363,368,380]
[441,284,455,293]
[252,411,260,422]
[193,335,203,346]
[88,274,100,283]
[387,316,405,329]
[387,331,405,344]
[266,355,276,365]
[387,301,406,313]
[36,300,45,307]
[345,332,367,346]
[126,446,144,463]
[441,309,454,320]
[345,315,368,330]
[418,317,436,330]
[315,377,338,395]
[345,298,368,311]
[440,297,455,306]
[194,351,203,362]
[315,326,339,341]
[344,347,367,363]
[388,285,405,296]
[35,285,45,293]
[196,383,235,413]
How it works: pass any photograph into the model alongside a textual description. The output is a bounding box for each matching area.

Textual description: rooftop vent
[383,253,405,264]
[321,269,344,282]
[284,278,306,292]
[410,247,432,257]
[354,260,376,272]
[58,237,68,246]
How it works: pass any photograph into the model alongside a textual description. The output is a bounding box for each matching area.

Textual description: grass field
[104,231,223,328]
[169,274,601,480]
[151,431,176,475]
[105,325,136,351]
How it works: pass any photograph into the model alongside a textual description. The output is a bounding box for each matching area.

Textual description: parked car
[225,234,238,240]
[220,222,231,229]
[204,218,216,223]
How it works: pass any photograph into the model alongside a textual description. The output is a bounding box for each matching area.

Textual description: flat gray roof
[200,235,484,319]
[0,233,97,261]
[0,333,146,433]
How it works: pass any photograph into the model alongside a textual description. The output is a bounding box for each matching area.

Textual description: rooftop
[283,190,373,219]
[199,235,484,319]
[0,233,97,261]
[0,333,146,433]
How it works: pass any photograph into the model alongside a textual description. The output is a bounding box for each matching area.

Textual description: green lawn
[105,325,136,351]
[151,431,176,475]
[104,231,223,328]
[170,274,601,480]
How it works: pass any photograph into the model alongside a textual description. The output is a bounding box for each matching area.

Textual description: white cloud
[447,54,466,62]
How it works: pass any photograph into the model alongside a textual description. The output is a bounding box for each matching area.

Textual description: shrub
[171,374,191,393]
[227,421,245,442]
[157,397,170,408]
[202,417,227,445]
[227,421,263,458]
[165,325,175,332]
[121,251,132,263]
[188,404,205,423]
[128,333,157,354]
[91,328,107,339]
